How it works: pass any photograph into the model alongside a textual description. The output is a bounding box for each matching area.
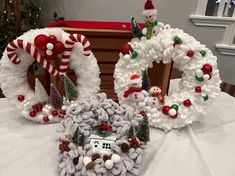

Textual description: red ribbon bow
[123,87,143,98]
[97,125,113,132]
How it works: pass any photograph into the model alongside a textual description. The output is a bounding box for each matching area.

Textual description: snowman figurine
[144,86,165,113]
[123,74,148,108]
[142,0,161,39]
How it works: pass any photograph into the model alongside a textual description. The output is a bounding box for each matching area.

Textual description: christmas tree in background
[63,75,78,101]
[136,114,150,143]
[35,78,48,103]
[49,83,63,109]
[127,126,135,139]
[142,70,151,91]
[131,16,143,39]
[0,0,42,57]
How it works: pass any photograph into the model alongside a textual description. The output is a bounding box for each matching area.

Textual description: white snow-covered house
[90,133,116,154]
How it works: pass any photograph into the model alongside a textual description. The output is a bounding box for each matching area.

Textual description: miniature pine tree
[35,78,48,103]
[49,83,63,109]
[72,127,79,145]
[131,16,144,39]
[142,70,151,91]
[127,126,135,139]
[63,75,78,101]
[78,133,85,147]
[136,115,150,143]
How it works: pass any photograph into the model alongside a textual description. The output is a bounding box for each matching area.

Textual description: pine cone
[73,157,79,165]
[92,153,101,161]
[86,161,95,170]
[103,154,112,162]
[120,143,130,153]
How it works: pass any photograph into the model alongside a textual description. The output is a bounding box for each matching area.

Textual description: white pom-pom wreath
[57,93,145,176]
[0,28,100,123]
[114,25,221,131]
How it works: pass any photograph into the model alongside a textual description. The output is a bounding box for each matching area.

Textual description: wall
[42,0,235,84]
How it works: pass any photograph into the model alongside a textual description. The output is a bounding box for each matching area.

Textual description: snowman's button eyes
[149,16,151,18]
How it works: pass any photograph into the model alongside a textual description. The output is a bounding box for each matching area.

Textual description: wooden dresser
[50,21,172,100]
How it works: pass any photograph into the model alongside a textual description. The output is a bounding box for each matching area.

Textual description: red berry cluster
[58,109,66,118]
[34,34,65,61]
[59,140,70,154]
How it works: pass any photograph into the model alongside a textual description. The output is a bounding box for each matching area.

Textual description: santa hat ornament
[129,74,142,86]
[143,0,157,16]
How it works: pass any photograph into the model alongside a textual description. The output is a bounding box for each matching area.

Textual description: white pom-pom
[105,159,114,169]
[42,107,49,114]
[46,50,53,56]
[203,74,210,80]
[22,111,27,116]
[83,156,92,166]
[48,115,53,119]
[61,105,67,110]
[46,43,54,50]
[111,154,121,163]
[38,114,44,119]
[124,54,131,60]
[196,69,203,77]
[169,108,177,116]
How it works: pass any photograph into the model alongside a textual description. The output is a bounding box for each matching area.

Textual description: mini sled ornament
[0,28,100,123]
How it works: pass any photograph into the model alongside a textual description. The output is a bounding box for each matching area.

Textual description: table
[1,82,235,176]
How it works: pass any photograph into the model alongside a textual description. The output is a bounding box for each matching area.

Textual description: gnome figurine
[123,74,148,108]
[142,0,160,39]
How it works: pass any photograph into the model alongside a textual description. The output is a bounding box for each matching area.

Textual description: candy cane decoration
[59,34,91,76]
[7,39,58,76]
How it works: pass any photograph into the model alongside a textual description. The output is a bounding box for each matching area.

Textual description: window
[190,0,235,55]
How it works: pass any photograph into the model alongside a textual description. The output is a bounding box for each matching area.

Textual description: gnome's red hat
[143,0,157,16]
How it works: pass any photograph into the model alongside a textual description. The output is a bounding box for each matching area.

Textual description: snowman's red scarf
[123,87,143,98]
[150,92,160,97]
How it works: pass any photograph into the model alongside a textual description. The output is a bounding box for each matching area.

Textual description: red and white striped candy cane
[7,39,58,76]
[59,34,91,76]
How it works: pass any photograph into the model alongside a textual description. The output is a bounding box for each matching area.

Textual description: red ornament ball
[45,54,57,61]
[48,35,57,44]
[187,50,194,57]
[17,95,25,102]
[43,116,50,123]
[183,99,191,107]
[34,34,49,51]
[51,110,58,117]
[202,64,213,74]
[29,111,36,118]
[162,106,171,115]
[121,43,132,55]
[139,111,145,116]
[195,86,202,93]
[53,41,65,54]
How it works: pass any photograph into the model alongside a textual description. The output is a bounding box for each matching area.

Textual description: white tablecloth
[1,87,235,176]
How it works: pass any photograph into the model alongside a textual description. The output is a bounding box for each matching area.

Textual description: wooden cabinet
[54,26,172,100]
